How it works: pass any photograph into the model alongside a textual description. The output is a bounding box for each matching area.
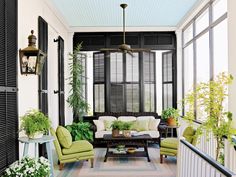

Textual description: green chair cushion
[62,140,93,155]
[56,126,72,149]
[183,126,196,144]
[161,138,178,149]
[160,147,178,156]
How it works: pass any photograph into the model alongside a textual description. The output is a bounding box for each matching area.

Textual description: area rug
[55,148,176,177]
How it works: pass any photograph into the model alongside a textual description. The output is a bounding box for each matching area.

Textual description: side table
[18,135,54,177]
[159,124,179,138]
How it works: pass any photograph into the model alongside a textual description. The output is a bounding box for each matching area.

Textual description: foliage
[111,121,132,130]
[183,72,236,162]
[161,107,180,121]
[67,43,89,122]
[111,120,124,130]
[20,110,51,137]
[2,156,50,177]
[66,122,93,142]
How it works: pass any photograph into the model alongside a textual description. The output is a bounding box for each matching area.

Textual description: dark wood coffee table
[103,134,152,162]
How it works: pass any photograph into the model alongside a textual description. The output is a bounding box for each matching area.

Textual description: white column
[65,32,74,125]
[228,0,236,127]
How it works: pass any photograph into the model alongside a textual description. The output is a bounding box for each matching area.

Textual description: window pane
[196,32,209,83]
[110,52,123,82]
[163,52,172,82]
[213,19,228,76]
[126,84,139,112]
[195,8,209,35]
[144,84,155,112]
[184,24,193,44]
[110,84,124,112]
[94,84,104,112]
[126,53,139,82]
[143,52,155,82]
[163,84,173,109]
[94,53,104,82]
[213,0,227,22]
[184,44,194,94]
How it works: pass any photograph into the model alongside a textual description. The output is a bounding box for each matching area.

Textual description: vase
[28,132,44,139]
[123,130,131,137]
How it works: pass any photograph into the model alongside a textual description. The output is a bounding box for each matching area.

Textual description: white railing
[224,138,236,173]
[177,139,236,177]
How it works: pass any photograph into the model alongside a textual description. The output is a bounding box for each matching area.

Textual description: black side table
[159,124,179,138]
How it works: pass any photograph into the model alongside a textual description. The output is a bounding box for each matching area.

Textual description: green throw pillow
[56,126,72,149]
[183,126,196,144]
[104,120,113,131]
[131,120,149,131]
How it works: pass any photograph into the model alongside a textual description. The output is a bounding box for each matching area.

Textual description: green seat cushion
[56,126,72,149]
[131,120,149,131]
[183,126,196,144]
[161,138,178,149]
[160,147,178,156]
[62,140,93,155]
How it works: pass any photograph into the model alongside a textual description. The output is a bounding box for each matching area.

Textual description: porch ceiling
[51,0,201,28]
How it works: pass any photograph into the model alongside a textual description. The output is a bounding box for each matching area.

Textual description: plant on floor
[2,156,50,177]
[20,109,51,139]
[183,72,236,163]
[66,122,93,142]
[67,42,89,122]
[161,107,180,126]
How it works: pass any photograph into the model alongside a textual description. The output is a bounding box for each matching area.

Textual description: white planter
[28,132,44,139]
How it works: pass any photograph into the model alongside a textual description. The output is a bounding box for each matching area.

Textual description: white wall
[18,0,73,158]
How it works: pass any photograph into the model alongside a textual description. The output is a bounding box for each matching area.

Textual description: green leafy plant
[183,72,236,163]
[161,107,180,120]
[122,122,132,130]
[3,156,50,177]
[111,120,124,130]
[20,109,51,138]
[67,43,89,122]
[66,122,93,142]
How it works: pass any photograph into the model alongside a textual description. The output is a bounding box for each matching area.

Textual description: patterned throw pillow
[56,126,72,149]
[104,120,114,131]
[131,120,149,131]
[93,120,105,131]
[149,119,161,130]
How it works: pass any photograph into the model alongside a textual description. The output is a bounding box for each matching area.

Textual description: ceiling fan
[100,3,150,56]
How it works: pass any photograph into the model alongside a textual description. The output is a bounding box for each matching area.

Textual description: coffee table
[103,134,152,162]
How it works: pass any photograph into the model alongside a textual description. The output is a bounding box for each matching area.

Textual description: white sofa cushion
[98,116,117,122]
[137,116,155,121]
[118,116,136,122]
[149,119,161,131]
[95,130,112,138]
[93,120,105,131]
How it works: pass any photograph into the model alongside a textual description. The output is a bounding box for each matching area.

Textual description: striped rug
[55,148,176,177]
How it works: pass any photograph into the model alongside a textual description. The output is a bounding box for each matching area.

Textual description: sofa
[90,112,160,146]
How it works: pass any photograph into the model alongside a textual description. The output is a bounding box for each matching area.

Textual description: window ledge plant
[3,156,50,177]
[20,109,51,139]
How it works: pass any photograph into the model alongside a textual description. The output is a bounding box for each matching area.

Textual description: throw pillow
[104,120,114,131]
[56,126,72,149]
[131,120,149,131]
[183,126,196,144]
[149,119,161,131]
[93,120,105,131]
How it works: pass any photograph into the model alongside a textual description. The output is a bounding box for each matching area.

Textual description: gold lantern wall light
[19,30,46,75]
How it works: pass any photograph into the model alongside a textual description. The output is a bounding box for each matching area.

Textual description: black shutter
[58,36,65,126]
[0,0,18,175]
[38,16,48,157]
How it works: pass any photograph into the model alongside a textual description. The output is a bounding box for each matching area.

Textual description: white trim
[44,0,70,31]
[177,0,210,30]
[68,26,176,33]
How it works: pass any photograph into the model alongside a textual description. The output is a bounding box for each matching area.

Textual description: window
[182,0,228,121]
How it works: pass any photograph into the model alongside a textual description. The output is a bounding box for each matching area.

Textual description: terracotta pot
[112,129,120,137]
[167,117,177,126]
[123,130,131,137]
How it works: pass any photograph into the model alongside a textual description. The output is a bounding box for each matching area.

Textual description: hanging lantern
[19,30,46,75]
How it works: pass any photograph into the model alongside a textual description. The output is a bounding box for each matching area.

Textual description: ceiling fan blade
[130,48,151,52]
[127,50,134,57]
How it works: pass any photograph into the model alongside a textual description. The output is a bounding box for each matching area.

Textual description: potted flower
[2,156,50,177]
[20,109,51,139]
[161,107,180,126]
[111,120,123,137]
[122,122,132,137]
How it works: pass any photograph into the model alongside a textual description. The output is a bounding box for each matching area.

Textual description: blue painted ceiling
[51,0,201,27]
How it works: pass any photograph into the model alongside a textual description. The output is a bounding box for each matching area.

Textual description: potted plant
[122,122,132,137]
[183,72,236,164]
[161,107,180,126]
[66,122,93,142]
[3,156,50,177]
[111,120,123,137]
[67,42,89,122]
[20,109,51,139]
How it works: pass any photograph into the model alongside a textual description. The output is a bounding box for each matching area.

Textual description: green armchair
[50,126,94,170]
[160,126,197,163]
